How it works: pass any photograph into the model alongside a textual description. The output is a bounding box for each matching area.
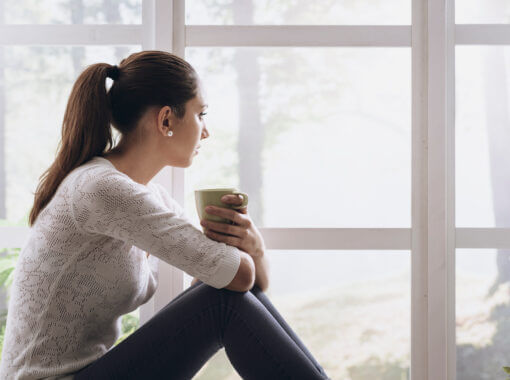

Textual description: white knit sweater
[0,156,241,380]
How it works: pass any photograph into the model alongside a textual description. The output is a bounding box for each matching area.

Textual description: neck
[103,145,164,186]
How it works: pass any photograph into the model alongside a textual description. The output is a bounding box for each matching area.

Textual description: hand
[200,194,266,258]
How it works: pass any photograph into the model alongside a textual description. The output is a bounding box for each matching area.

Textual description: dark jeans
[74,282,330,380]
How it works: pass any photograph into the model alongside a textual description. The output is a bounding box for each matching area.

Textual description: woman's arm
[192,253,268,291]
[198,194,270,292]
[251,254,269,292]
[72,171,241,290]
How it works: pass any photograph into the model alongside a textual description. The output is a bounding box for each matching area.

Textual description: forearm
[191,252,269,290]
[252,252,270,292]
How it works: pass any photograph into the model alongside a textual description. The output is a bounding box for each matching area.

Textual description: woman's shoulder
[148,182,185,217]
[69,156,142,192]
[64,156,116,185]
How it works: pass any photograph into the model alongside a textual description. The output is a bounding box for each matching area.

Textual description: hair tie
[107,65,120,80]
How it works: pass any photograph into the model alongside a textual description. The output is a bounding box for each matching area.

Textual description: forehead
[190,87,207,109]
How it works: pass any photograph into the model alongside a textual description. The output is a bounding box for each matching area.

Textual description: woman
[0,50,329,380]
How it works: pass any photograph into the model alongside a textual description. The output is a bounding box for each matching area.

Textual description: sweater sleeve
[71,169,240,289]
[151,182,187,219]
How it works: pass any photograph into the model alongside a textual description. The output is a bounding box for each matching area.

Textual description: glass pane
[193,250,411,379]
[456,0,510,24]
[184,47,411,228]
[456,249,510,379]
[0,45,141,226]
[0,247,17,347]
[3,0,142,24]
[456,46,510,227]
[186,0,411,25]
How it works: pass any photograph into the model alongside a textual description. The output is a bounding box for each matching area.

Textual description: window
[182,1,411,378]
[1,0,510,379]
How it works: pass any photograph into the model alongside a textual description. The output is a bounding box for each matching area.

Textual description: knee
[197,283,258,308]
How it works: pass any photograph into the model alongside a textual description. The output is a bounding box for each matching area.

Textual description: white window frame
[2,0,510,378]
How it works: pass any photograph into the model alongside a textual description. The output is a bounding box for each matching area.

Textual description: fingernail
[205,206,213,212]
[200,220,207,226]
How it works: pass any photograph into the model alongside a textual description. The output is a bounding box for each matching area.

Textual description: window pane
[456,0,510,24]
[185,0,411,25]
[185,47,411,228]
[456,249,510,379]
[194,250,411,379]
[3,0,142,24]
[0,45,141,225]
[456,46,510,227]
[0,247,17,344]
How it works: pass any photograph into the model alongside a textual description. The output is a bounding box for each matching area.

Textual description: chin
[171,160,193,168]
[167,155,194,168]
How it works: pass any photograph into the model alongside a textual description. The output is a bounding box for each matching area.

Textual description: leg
[73,283,328,380]
[74,282,224,380]
[249,285,329,378]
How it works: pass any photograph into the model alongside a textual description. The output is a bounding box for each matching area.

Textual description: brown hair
[29,50,198,226]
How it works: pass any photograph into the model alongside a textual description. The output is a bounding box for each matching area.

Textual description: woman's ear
[157,106,173,136]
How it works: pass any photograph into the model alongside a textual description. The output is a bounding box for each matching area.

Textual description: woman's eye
[199,112,207,119]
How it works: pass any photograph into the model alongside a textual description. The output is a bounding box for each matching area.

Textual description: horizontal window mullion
[3,24,510,47]
[456,24,510,45]
[4,227,510,250]
[260,228,411,250]
[0,25,143,45]
[456,228,510,248]
[186,25,411,47]
[0,227,413,250]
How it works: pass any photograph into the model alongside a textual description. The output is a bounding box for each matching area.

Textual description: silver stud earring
[167,130,173,137]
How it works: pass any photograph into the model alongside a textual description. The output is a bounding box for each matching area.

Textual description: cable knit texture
[0,156,241,380]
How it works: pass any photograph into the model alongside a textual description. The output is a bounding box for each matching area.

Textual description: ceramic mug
[195,188,249,224]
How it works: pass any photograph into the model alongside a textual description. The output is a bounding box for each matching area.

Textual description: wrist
[252,247,265,260]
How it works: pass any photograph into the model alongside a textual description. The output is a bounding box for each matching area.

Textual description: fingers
[205,206,251,227]
[221,195,248,214]
[221,194,244,206]
[204,228,242,248]
[200,219,247,238]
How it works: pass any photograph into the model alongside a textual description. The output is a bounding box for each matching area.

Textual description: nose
[201,125,210,139]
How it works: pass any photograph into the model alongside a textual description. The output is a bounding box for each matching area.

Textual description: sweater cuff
[206,246,241,289]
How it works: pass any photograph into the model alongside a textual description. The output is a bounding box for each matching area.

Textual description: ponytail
[28,63,115,226]
[29,50,198,226]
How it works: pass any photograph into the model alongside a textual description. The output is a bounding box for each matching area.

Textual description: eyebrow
[200,104,208,109]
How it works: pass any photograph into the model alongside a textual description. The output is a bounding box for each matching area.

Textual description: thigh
[74,282,224,380]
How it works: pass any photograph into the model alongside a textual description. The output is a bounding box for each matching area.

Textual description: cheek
[195,125,203,140]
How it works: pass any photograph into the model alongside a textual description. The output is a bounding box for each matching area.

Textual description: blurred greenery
[113,312,139,347]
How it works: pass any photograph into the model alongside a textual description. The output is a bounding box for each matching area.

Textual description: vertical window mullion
[139,0,184,325]
[411,0,428,377]
[426,0,456,379]
[447,1,456,378]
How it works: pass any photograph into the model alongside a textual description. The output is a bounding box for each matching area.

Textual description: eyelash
[199,112,207,119]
